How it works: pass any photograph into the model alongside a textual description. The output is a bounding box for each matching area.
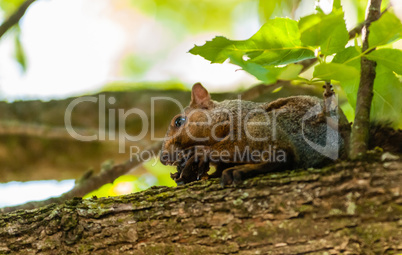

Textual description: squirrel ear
[190,83,213,109]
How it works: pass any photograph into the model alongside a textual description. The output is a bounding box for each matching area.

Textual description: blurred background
[0,0,400,207]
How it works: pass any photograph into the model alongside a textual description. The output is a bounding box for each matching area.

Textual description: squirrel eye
[174,116,186,128]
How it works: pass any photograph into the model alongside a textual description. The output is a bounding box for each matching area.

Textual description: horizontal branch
[0,121,101,141]
[0,157,400,254]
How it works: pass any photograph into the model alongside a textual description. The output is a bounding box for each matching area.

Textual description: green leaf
[331,47,361,109]
[314,62,360,108]
[332,46,361,67]
[258,0,278,21]
[369,12,402,47]
[12,25,26,72]
[277,64,303,80]
[367,48,402,75]
[258,0,301,22]
[371,65,402,128]
[189,17,315,66]
[0,0,25,15]
[299,9,349,55]
[130,0,248,33]
[338,78,360,111]
[14,35,26,72]
[229,53,303,84]
[189,36,233,64]
[333,0,342,10]
[313,63,360,81]
[330,48,402,128]
[229,53,280,84]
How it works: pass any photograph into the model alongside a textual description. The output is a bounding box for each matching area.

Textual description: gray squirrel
[160,83,351,185]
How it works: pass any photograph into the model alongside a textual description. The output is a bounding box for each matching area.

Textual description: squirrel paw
[220,162,288,186]
[221,165,250,187]
[171,147,210,185]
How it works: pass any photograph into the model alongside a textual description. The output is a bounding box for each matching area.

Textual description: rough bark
[349,0,382,159]
[1,157,401,254]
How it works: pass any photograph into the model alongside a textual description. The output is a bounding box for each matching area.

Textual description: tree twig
[349,0,382,159]
[0,141,162,213]
[348,6,389,39]
[0,0,37,39]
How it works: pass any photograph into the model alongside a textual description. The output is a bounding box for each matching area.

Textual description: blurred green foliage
[121,54,153,79]
[259,0,302,21]
[0,0,27,73]
[130,0,251,33]
[190,1,402,128]
[101,81,187,91]
[84,160,176,198]
[0,0,25,15]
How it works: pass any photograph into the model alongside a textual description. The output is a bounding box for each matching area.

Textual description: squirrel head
[160,83,228,165]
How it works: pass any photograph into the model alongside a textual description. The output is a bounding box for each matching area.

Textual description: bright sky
[0,0,127,100]
[0,180,75,207]
[0,0,261,101]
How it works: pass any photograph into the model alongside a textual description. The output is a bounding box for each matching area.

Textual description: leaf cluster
[189,1,402,127]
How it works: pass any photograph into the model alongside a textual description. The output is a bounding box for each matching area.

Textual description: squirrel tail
[369,122,402,153]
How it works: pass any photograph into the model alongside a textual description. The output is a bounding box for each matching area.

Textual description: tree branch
[348,6,389,39]
[0,0,37,39]
[0,121,102,141]
[0,141,162,213]
[349,0,383,159]
[0,158,401,253]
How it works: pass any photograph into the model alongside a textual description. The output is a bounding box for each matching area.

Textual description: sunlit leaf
[299,8,349,55]
[332,46,361,67]
[340,101,355,123]
[313,63,360,81]
[331,47,361,108]
[330,48,402,128]
[258,0,301,21]
[338,78,360,111]
[350,0,367,23]
[229,53,283,84]
[130,0,247,33]
[369,11,402,48]
[121,54,152,78]
[333,0,342,10]
[367,48,402,75]
[277,64,303,80]
[13,26,26,72]
[189,36,233,64]
[190,17,315,66]
[229,52,303,84]
[258,0,278,21]
[314,63,360,109]
[371,65,402,128]
[0,0,25,16]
